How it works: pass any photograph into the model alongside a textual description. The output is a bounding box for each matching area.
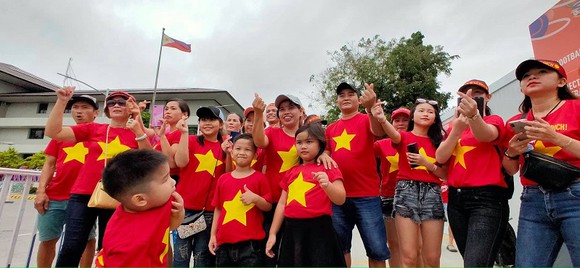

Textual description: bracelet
[468,113,479,120]
[504,149,520,160]
[135,133,147,141]
[561,139,573,148]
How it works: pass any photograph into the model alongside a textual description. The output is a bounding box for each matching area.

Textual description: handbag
[521,151,580,190]
[88,125,120,209]
[176,211,207,239]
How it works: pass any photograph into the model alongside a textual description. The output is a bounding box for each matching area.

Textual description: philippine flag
[162,33,191,53]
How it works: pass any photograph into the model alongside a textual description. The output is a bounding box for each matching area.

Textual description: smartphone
[407,143,419,168]
[150,105,164,128]
[230,131,240,140]
[456,97,463,116]
[509,119,528,139]
[474,96,485,117]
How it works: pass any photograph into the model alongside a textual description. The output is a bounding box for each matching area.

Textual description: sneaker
[446,244,458,252]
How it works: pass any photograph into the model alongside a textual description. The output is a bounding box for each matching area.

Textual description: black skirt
[278,215,346,267]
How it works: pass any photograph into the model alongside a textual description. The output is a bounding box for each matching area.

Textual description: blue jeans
[173,210,215,267]
[448,186,509,267]
[516,181,580,267]
[55,194,114,267]
[332,196,390,261]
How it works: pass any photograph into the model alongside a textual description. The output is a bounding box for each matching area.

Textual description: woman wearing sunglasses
[435,80,509,267]
[45,87,151,267]
[370,98,447,267]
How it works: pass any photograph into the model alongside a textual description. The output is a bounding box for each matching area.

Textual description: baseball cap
[458,79,489,94]
[304,114,328,125]
[515,59,567,81]
[105,91,135,102]
[243,107,255,119]
[66,94,98,110]
[196,106,225,121]
[336,82,361,95]
[274,94,302,109]
[391,108,410,119]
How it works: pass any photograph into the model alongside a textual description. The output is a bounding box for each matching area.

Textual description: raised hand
[176,118,189,134]
[360,83,377,110]
[56,86,75,102]
[371,101,386,123]
[457,89,478,118]
[253,93,266,114]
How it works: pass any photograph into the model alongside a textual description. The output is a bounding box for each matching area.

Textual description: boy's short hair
[102,150,168,200]
[233,133,257,152]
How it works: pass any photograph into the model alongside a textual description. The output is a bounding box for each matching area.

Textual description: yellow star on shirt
[287,172,316,207]
[97,136,131,161]
[452,139,476,169]
[222,190,255,226]
[414,147,437,171]
[160,227,169,263]
[278,145,299,173]
[533,140,562,157]
[194,151,223,176]
[386,153,399,173]
[333,129,356,151]
[62,142,89,164]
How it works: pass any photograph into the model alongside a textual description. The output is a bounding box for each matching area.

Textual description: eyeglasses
[106,99,127,107]
[415,98,438,106]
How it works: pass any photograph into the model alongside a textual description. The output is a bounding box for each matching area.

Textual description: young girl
[265,123,346,267]
[208,134,273,267]
[173,106,227,267]
[370,98,447,267]
[504,59,580,267]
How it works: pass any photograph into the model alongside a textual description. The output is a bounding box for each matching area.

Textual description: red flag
[162,33,191,53]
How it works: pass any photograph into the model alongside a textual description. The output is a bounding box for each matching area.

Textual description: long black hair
[407,102,447,148]
[295,123,326,164]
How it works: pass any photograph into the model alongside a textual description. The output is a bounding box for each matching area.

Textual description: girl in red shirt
[266,123,346,267]
[370,98,447,267]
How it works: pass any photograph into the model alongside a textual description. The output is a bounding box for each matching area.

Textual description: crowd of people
[34,58,579,267]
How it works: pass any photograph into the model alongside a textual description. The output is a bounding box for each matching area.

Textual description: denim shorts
[332,197,390,261]
[380,197,394,220]
[393,180,445,224]
[37,200,96,242]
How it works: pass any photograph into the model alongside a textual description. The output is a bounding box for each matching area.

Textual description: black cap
[196,106,225,121]
[66,95,99,110]
[336,82,360,95]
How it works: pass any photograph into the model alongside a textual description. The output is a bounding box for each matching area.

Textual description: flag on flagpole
[162,33,191,53]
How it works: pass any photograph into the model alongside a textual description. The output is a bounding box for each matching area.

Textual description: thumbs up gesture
[240,184,258,205]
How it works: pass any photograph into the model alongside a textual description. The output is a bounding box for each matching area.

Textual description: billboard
[529,0,580,96]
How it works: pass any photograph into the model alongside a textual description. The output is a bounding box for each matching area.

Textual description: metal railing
[0,167,40,268]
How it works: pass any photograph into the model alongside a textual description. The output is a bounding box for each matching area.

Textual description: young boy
[208,133,273,267]
[96,150,185,267]
[325,82,390,267]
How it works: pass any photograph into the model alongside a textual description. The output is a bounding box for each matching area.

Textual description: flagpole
[149,27,165,118]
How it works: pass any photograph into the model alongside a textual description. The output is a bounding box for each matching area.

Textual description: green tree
[310,32,458,123]
[23,151,46,169]
[0,147,25,168]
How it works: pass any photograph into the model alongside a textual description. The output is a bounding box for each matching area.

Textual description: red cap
[105,91,135,102]
[458,79,489,93]
[515,59,567,81]
[391,108,410,119]
[244,107,255,118]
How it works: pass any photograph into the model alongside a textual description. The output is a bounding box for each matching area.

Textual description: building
[0,62,244,155]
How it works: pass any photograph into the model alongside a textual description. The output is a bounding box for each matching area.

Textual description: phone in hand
[407,143,419,168]
[509,119,528,139]
[456,97,463,116]
[474,96,485,117]
[230,131,240,141]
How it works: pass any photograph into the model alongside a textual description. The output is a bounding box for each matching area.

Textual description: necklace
[533,99,562,120]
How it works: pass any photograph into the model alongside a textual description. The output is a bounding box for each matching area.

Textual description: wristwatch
[504,149,520,160]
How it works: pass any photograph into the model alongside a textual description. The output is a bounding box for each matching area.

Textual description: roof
[0,63,59,92]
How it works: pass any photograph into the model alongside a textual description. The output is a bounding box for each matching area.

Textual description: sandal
[446,244,458,252]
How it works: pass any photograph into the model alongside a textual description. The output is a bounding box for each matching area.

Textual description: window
[28,128,45,139]
[188,126,198,135]
[37,103,48,114]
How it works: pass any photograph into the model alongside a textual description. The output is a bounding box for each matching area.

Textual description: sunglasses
[106,99,127,107]
[415,98,438,106]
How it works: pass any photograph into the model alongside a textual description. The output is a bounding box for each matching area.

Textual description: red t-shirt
[374,138,398,198]
[44,140,88,200]
[177,136,226,210]
[441,182,449,204]
[504,99,580,186]
[394,131,441,185]
[95,200,172,267]
[153,129,182,176]
[212,171,272,246]
[71,123,139,195]
[280,163,343,218]
[446,115,507,188]
[325,113,380,197]
[263,127,300,202]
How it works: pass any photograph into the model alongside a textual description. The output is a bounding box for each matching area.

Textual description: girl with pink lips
[154,99,190,183]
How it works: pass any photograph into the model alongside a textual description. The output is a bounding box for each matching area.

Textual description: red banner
[530,0,580,96]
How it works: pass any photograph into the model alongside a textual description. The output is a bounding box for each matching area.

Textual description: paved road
[1,197,463,267]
